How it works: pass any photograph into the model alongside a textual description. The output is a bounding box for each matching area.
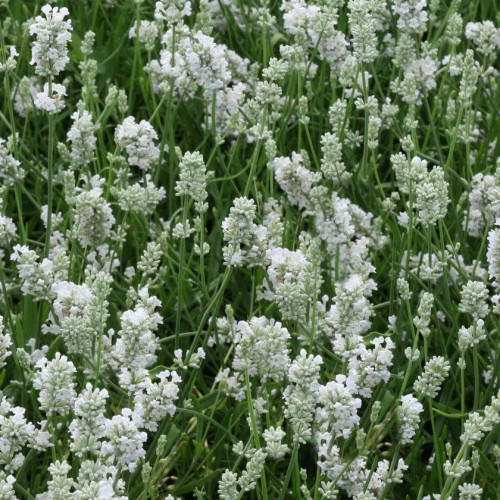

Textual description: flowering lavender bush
[1,0,500,498]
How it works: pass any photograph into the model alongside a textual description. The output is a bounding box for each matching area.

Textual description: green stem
[44,79,54,258]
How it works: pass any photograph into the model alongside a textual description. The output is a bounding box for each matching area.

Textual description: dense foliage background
[1,0,500,498]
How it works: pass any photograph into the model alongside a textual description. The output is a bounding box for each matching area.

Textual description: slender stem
[244,371,268,500]
[278,442,299,500]
[428,398,443,490]
[175,199,190,349]
[44,78,54,258]
[473,344,479,410]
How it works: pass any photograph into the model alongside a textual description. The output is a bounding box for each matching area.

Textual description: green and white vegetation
[1,0,500,498]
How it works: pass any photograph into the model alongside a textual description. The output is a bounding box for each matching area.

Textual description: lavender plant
[1,0,500,498]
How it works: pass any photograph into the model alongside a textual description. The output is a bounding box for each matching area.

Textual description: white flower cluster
[0,317,12,369]
[133,370,181,431]
[316,374,361,439]
[321,131,350,183]
[348,336,394,397]
[129,20,159,52]
[0,46,18,73]
[0,137,25,185]
[30,5,72,77]
[271,152,321,210]
[324,273,376,356]
[465,21,500,55]
[282,350,322,444]
[114,175,166,216]
[12,76,41,117]
[33,353,77,416]
[3,0,500,497]
[261,246,319,321]
[101,409,147,472]
[66,109,97,167]
[232,316,291,383]
[175,151,212,213]
[34,82,67,114]
[10,244,68,301]
[393,0,428,36]
[414,356,451,399]
[73,176,115,248]
[487,224,500,289]
[398,394,424,445]
[113,286,162,377]
[41,459,127,499]
[222,197,259,266]
[115,117,160,171]
[0,395,52,474]
[463,172,500,237]
[69,384,108,457]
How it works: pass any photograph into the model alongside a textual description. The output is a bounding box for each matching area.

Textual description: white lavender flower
[238,448,267,493]
[458,483,483,500]
[34,82,67,114]
[458,320,487,352]
[173,347,206,370]
[101,408,147,472]
[33,353,77,416]
[460,389,500,445]
[271,152,320,210]
[397,394,424,445]
[137,241,163,277]
[0,317,12,369]
[0,46,18,73]
[487,226,500,288]
[316,374,361,439]
[463,173,498,237]
[348,0,379,64]
[414,166,449,227]
[283,349,323,443]
[444,456,472,479]
[10,244,69,300]
[222,197,257,266]
[0,395,51,473]
[348,337,394,397]
[414,356,450,399]
[218,470,239,499]
[115,117,160,171]
[459,281,489,319]
[66,109,97,167]
[30,4,72,77]
[155,0,192,24]
[0,215,16,248]
[0,473,16,498]
[44,460,75,498]
[0,138,24,185]
[129,20,159,52]
[233,316,290,382]
[175,151,212,213]
[391,154,428,195]
[73,176,115,248]
[133,370,181,431]
[69,384,108,457]
[113,286,162,373]
[114,175,166,215]
[413,292,434,338]
[12,76,40,117]
[465,21,500,56]
[261,246,311,320]
[458,50,479,108]
[393,0,428,36]
[263,426,289,460]
[325,274,376,357]
[321,131,350,183]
